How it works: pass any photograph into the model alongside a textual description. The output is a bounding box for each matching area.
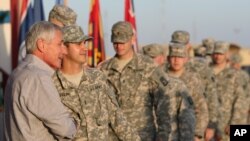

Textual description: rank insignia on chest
[160,77,168,86]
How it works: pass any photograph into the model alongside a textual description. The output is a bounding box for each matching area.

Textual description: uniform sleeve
[154,87,171,141]
[204,74,219,129]
[177,89,196,141]
[230,75,248,124]
[105,83,141,141]
[155,82,196,141]
[26,74,77,139]
[191,76,209,138]
[246,73,250,124]
[148,67,172,140]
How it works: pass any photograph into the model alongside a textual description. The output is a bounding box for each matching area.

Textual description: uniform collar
[108,53,145,72]
[56,70,88,89]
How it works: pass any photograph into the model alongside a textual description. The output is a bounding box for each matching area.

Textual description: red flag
[11,0,19,69]
[125,0,138,52]
[88,0,105,67]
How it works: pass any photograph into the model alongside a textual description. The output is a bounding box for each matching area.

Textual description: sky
[45,0,250,57]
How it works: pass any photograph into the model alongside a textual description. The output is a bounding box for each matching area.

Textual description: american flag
[12,0,45,67]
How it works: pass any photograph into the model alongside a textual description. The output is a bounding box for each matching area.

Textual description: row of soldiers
[4,4,250,141]
[54,4,249,141]
[142,31,250,141]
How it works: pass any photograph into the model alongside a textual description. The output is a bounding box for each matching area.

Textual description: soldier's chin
[117,52,125,56]
[172,67,182,71]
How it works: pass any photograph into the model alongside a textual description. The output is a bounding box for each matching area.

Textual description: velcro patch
[187,96,194,106]
[160,77,168,86]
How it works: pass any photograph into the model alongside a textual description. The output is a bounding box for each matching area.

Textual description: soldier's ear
[131,34,136,43]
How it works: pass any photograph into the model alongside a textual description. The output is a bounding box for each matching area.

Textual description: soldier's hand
[214,131,222,141]
[224,126,230,135]
[205,128,215,141]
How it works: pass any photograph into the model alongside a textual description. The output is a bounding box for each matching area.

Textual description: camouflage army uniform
[243,71,250,124]
[211,41,248,141]
[99,53,172,141]
[238,70,250,124]
[185,58,219,130]
[211,66,247,141]
[237,70,250,98]
[154,69,196,141]
[234,69,250,124]
[165,66,209,139]
[232,64,250,111]
[171,31,218,131]
[202,38,215,65]
[53,68,141,141]
[142,43,195,140]
[230,53,250,124]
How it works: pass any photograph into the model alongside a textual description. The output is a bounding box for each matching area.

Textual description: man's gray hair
[25,21,61,54]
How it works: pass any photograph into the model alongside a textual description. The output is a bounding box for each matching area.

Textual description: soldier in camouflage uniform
[202,38,215,65]
[48,4,77,27]
[164,43,209,141]
[53,25,141,141]
[193,45,206,58]
[142,43,166,67]
[229,53,250,124]
[171,31,218,141]
[154,74,196,141]
[99,21,175,141]
[210,41,248,141]
[142,43,196,141]
[229,53,250,92]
